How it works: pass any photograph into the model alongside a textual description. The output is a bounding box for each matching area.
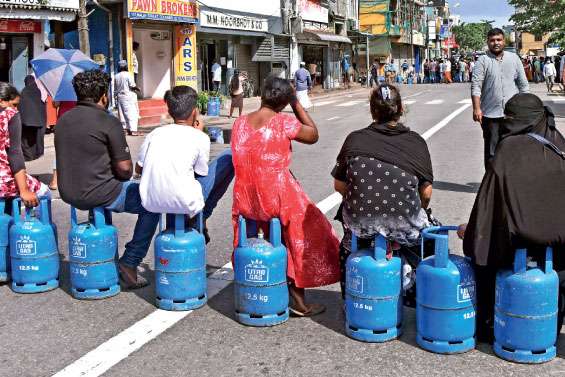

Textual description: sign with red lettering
[127,0,198,23]
[0,20,41,33]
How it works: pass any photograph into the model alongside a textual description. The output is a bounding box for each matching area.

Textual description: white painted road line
[313,100,337,107]
[337,100,363,107]
[421,104,472,140]
[53,195,338,377]
[54,100,473,377]
[404,100,416,105]
[327,116,341,121]
[425,99,444,105]
[403,90,430,99]
[458,98,472,104]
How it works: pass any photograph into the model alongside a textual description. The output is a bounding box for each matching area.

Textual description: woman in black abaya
[461,93,565,343]
[19,75,46,161]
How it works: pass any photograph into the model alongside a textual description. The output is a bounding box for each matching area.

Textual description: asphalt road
[2,83,565,377]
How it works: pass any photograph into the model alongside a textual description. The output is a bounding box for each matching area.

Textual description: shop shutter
[252,36,289,63]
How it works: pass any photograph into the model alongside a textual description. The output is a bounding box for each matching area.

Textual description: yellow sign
[174,24,197,89]
[127,0,198,23]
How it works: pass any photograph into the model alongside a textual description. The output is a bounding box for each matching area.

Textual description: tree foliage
[509,0,565,46]
[452,22,492,52]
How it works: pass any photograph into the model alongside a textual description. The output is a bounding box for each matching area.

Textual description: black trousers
[480,117,504,169]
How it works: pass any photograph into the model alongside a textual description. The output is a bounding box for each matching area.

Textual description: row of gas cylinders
[0,199,559,364]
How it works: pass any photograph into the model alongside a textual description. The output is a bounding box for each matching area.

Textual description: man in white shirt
[136,86,234,242]
[444,59,452,83]
[543,57,557,93]
[211,60,222,92]
[132,41,139,84]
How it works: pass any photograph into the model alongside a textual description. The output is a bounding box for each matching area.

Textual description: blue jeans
[109,148,234,268]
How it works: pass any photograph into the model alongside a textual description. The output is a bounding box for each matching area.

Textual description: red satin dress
[231,113,340,288]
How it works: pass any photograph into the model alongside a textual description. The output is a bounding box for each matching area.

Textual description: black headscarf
[464,93,565,267]
[334,121,434,185]
[18,75,46,128]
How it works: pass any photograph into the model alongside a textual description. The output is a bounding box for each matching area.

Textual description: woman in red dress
[231,76,340,316]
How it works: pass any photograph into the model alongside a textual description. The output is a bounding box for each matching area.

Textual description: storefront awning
[296,30,352,45]
[0,8,77,21]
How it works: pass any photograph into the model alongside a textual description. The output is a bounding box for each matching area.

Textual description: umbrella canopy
[30,48,100,101]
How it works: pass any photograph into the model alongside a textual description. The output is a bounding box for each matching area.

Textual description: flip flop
[289,303,326,317]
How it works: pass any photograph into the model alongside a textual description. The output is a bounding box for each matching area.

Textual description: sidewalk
[140,83,367,132]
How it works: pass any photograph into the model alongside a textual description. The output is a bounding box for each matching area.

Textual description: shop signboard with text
[199,10,268,32]
[299,0,328,24]
[127,0,198,23]
[174,24,197,89]
[0,20,41,33]
[0,0,79,9]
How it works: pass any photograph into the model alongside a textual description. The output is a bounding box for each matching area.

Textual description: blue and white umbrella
[30,48,100,101]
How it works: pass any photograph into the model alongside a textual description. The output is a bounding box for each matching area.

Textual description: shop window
[534,34,543,42]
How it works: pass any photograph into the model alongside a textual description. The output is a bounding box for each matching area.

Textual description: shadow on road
[433,181,480,194]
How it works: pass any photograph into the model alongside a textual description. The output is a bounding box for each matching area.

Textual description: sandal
[289,303,326,317]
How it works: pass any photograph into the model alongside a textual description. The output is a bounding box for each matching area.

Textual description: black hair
[261,76,294,112]
[0,82,20,102]
[370,84,403,123]
[72,69,110,103]
[164,85,197,120]
[118,65,129,72]
[133,42,139,50]
[487,28,505,39]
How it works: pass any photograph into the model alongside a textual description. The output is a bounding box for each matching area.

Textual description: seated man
[55,69,160,289]
[459,93,565,343]
[136,85,233,242]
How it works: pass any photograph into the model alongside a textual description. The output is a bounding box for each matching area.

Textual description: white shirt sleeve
[194,134,210,176]
[137,133,151,168]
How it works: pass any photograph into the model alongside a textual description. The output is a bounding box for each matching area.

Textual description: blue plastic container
[0,199,12,282]
[345,234,402,342]
[68,207,120,300]
[154,213,207,311]
[416,226,476,354]
[207,97,220,116]
[234,217,289,327]
[207,126,224,143]
[494,247,558,363]
[10,197,59,293]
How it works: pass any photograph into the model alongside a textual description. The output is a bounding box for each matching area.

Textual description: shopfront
[0,0,79,90]
[125,0,198,99]
[197,7,289,95]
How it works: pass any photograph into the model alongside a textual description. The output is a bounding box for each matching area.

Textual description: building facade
[359,0,429,73]
[0,0,79,90]
[196,0,289,95]
[292,0,357,89]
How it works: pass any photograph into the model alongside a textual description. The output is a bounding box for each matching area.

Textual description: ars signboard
[127,0,198,23]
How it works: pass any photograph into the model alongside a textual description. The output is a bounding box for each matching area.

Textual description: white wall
[134,28,172,99]
[199,0,281,16]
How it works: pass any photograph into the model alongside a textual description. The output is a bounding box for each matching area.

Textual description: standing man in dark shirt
[55,70,159,289]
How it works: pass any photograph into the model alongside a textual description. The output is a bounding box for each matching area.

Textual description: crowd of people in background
[367,52,565,92]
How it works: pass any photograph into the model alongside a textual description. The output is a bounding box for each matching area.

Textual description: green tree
[452,22,492,52]
[509,0,565,46]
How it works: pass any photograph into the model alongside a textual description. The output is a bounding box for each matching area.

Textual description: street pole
[78,0,90,56]
[366,34,370,87]
[409,0,414,65]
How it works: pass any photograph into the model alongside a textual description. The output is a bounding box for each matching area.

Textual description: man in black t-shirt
[55,70,159,289]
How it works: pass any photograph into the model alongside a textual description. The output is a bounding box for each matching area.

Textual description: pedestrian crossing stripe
[404,100,416,105]
[337,100,364,107]
[458,99,472,104]
[425,99,444,105]
[313,100,338,106]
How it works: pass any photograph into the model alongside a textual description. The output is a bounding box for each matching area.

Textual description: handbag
[527,133,565,160]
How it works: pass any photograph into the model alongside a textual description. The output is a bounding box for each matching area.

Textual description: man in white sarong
[294,62,312,109]
[115,60,140,136]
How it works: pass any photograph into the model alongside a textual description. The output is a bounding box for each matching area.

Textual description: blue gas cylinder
[10,197,59,293]
[234,217,289,327]
[416,226,476,354]
[0,199,12,282]
[207,97,220,116]
[345,234,402,342]
[154,213,207,311]
[494,247,558,363]
[68,207,120,300]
